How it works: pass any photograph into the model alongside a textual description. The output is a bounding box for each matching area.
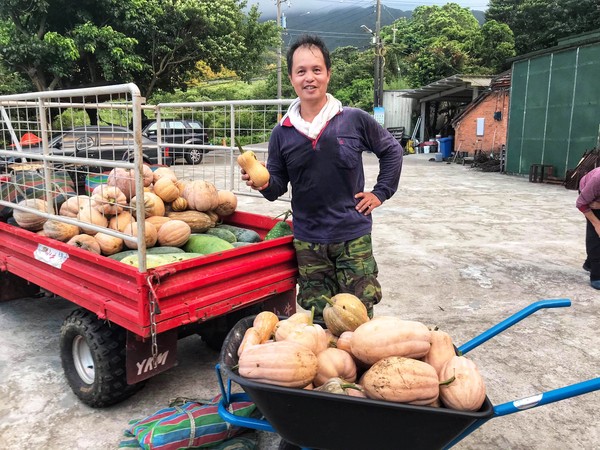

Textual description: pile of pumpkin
[236,294,487,412]
[11,165,241,263]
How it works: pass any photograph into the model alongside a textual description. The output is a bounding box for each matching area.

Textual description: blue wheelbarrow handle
[457,299,571,354]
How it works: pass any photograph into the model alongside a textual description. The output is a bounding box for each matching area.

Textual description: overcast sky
[249,0,489,18]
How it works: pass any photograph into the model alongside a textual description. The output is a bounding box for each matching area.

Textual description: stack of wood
[564,149,600,190]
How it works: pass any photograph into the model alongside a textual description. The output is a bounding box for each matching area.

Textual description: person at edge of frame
[240,34,403,318]
[576,166,600,290]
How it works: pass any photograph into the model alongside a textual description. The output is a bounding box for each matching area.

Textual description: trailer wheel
[60,308,145,407]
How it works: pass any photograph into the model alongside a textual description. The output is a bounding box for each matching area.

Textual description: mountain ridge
[261,5,485,50]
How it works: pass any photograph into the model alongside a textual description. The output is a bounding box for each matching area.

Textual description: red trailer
[0,84,298,407]
[0,212,297,407]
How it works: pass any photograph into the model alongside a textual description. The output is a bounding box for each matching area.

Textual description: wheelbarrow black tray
[220,316,494,450]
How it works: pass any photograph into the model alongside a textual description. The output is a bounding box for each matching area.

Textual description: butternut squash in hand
[236,140,270,188]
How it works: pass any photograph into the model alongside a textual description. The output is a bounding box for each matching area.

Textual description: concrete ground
[0,153,598,449]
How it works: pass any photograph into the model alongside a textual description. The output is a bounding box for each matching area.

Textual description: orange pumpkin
[94,232,124,256]
[108,211,134,233]
[274,312,312,341]
[238,340,318,388]
[152,166,178,183]
[146,215,171,232]
[439,356,486,411]
[282,321,329,355]
[122,221,158,249]
[214,190,237,216]
[59,195,93,218]
[91,185,127,215]
[351,316,431,365]
[153,176,180,203]
[323,293,369,336]
[170,197,188,212]
[253,311,280,343]
[335,331,353,354]
[43,219,80,242]
[156,219,191,247]
[107,166,153,200]
[237,327,262,357]
[182,180,219,212]
[313,347,357,386]
[77,205,108,235]
[67,234,102,254]
[166,210,213,233]
[360,356,439,405]
[130,192,166,218]
[423,329,456,376]
[13,199,52,231]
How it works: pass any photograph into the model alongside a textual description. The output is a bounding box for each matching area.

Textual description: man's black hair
[286,35,331,76]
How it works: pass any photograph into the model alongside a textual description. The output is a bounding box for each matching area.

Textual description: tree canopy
[486,0,600,54]
[0,0,279,98]
[381,3,515,88]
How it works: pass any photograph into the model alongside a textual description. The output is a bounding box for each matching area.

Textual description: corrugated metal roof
[401,74,493,103]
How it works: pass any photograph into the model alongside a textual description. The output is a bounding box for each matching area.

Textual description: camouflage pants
[293,234,382,319]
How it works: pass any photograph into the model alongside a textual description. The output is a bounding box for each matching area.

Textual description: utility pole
[374,0,383,108]
[275,1,291,120]
[276,0,283,120]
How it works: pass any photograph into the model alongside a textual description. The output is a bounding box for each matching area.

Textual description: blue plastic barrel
[439,136,454,159]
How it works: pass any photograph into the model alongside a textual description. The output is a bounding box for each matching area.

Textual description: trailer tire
[60,308,145,407]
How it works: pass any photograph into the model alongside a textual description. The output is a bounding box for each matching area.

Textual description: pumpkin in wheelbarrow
[238,340,317,388]
[360,356,440,406]
[439,355,486,411]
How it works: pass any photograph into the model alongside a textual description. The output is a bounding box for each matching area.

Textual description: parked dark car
[1,125,173,191]
[2,125,171,166]
[141,119,210,165]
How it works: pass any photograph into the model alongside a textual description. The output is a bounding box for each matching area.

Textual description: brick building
[451,72,511,156]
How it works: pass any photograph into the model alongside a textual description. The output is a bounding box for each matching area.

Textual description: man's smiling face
[289,44,331,109]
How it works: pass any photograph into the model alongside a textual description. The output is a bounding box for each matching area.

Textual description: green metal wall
[506,42,600,178]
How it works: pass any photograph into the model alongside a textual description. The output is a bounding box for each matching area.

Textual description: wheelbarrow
[215,299,600,450]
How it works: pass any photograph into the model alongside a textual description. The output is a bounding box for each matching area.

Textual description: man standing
[576,166,600,290]
[242,34,403,318]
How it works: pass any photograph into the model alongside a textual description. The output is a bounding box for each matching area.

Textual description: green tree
[486,0,600,54]
[0,0,144,92]
[382,3,515,87]
[384,3,483,87]
[477,20,515,72]
[0,0,278,98]
[0,58,31,94]
[328,46,374,108]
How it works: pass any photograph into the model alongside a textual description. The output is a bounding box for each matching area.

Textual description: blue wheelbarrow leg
[215,363,276,432]
[445,377,600,449]
[445,299,600,449]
